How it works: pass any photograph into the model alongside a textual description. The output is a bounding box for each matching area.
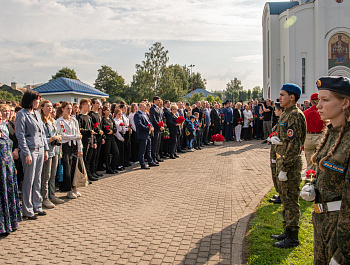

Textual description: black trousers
[151,130,161,160]
[242,127,253,140]
[162,138,170,155]
[203,126,209,143]
[138,137,153,166]
[170,133,178,156]
[91,141,102,173]
[123,132,130,165]
[130,131,138,162]
[117,139,124,167]
[82,141,94,177]
[104,140,119,171]
[60,143,77,192]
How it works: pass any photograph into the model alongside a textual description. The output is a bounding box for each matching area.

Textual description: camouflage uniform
[275,105,306,231]
[270,126,279,193]
[312,122,350,265]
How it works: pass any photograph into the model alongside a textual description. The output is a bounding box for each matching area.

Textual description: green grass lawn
[247,188,314,265]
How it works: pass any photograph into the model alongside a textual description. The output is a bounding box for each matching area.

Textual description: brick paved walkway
[0,140,272,265]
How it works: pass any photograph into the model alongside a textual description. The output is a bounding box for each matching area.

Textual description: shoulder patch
[287,127,295,138]
[323,161,345,174]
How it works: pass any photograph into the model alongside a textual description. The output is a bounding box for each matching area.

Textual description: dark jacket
[134,110,152,140]
[101,116,117,142]
[210,108,221,127]
[167,113,180,135]
[233,108,244,127]
[149,105,163,131]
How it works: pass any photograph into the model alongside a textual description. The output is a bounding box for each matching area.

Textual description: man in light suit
[149,96,164,163]
[15,91,49,219]
[134,103,159,170]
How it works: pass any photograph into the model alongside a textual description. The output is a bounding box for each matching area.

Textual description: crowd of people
[1,77,350,264]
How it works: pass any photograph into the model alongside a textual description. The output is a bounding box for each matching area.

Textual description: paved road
[0,140,272,265]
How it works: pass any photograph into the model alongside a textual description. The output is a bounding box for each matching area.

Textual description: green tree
[238,90,247,102]
[252,86,262,100]
[226,77,243,102]
[50,67,78,81]
[157,64,188,102]
[0,91,22,102]
[247,89,252,100]
[188,92,204,105]
[94,65,125,97]
[214,96,222,103]
[205,94,214,103]
[188,72,207,93]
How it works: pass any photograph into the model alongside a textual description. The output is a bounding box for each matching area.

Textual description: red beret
[310,93,319,100]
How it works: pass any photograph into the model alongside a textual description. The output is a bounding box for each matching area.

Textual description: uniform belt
[307,131,322,134]
[313,201,341,213]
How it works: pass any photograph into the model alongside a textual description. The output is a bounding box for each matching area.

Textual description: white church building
[262,0,350,102]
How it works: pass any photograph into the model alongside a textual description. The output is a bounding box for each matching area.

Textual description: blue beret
[316,76,350,97]
[281,83,302,95]
[190,115,195,119]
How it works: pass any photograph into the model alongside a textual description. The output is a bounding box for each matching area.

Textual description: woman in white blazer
[15,91,49,220]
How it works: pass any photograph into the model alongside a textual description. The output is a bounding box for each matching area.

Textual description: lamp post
[189,64,195,96]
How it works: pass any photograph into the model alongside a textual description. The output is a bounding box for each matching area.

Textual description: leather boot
[273,229,299,248]
[269,196,282,204]
[270,229,287,240]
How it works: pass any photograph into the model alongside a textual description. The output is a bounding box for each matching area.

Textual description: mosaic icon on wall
[329,33,350,69]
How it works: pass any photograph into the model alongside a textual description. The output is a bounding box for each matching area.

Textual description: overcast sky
[0,0,283,92]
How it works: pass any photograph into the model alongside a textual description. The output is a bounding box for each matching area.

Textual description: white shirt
[56,116,82,152]
[113,118,125,141]
[243,109,253,128]
[128,113,136,132]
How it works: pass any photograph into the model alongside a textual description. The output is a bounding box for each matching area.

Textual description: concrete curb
[231,185,273,265]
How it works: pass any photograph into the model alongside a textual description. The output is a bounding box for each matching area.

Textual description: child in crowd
[193,112,202,150]
[186,115,196,152]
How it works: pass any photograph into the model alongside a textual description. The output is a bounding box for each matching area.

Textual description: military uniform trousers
[313,211,349,265]
[277,156,302,231]
[270,162,278,193]
[304,133,323,171]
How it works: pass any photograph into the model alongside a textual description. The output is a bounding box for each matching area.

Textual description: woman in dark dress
[101,106,119,174]
[0,104,22,235]
[167,105,181,159]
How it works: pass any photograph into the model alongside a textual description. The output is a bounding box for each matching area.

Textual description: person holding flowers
[56,101,83,199]
[101,106,119,174]
[300,76,350,264]
[242,104,253,141]
[128,103,139,163]
[114,108,126,171]
[167,105,183,159]
[149,96,164,164]
[185,115,196,151]
[134,103,158,169]
[233,102,243,142]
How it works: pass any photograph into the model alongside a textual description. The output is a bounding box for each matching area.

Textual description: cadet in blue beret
[271,83,307,248]
[300,76,350,264]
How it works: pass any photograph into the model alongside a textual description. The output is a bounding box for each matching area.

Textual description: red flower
[253,115,258,118]
[211,134,224,142]
[306,170,316,179]
[128,124,132,127]
[269,131,278,138]
[106,125,110,131]
[63,129,66,132]
[93,123,99,128]
[203,115,206,118]
[119,123,124,127]
[158,121,164,127]
[238,118,243,122]
[175,116,185,123]
[60,125,64,128]
[147,124,151,129]
[221,114,225,116]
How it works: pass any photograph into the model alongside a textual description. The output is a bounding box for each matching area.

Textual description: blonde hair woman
[40,100,64,208]
[233,102,243,142]
[300,77,350,265]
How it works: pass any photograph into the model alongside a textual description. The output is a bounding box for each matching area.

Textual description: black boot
[269,196,282,204]
[273,229,299,248]
[270,229,287,240]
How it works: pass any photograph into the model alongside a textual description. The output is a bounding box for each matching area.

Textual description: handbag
[57,159,64,182]
[72,157,89,188]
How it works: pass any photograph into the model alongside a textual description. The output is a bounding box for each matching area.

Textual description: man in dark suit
[210,103,221,136]
[223,100,233,141]
[149,96,164,163]
[177,101,185,153]
[134,103,159,170]
[162,100,171,156]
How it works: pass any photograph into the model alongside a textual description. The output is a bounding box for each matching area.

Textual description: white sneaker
[73,189,82,197]
[50,196,65,204]
[67,191,77,199]
[42,199,55,209]
[189,148,195,152]
[134,161,140,165]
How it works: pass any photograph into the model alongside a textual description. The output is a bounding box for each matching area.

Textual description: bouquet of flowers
[238,118,243,123]
[253,115,258,119]
[162,127,170,139]
[306,170,316,179]
[106,125,110,131]
[211,134,225,142]
[175,116,185,124]
[93,123,99,129]
[221,114,225,117]
[269,131,277,138]
[119,123,124,127]
[158,121,164,128]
